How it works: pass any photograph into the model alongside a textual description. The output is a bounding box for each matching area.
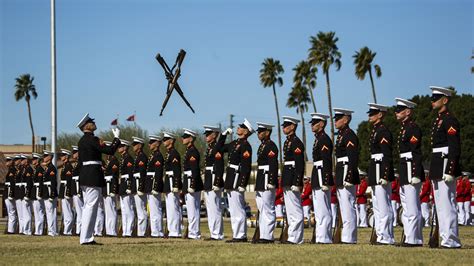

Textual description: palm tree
[294,60,318,112]
[260,58,284,164]
[308,31,341,143]
[353,46,382,103]
[286,82,310,160]
[14,74,38,152]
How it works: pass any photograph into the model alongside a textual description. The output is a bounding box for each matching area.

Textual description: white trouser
[120,195,135,237]
[134,194,148,237]
[331,203,338,228]
[457,202,465,225]
[15,199,24,234]
[400,183,423,245]
[421,202,431,227]
[33,199,45,235]
[44,198,58,236]
[303,205,311,219]
[391,200,400,227]
[432,180,461,248]
[104,195,118,236]
[94,197,105,236]
[256,190,276,241]
[372,184,394,244]
[22,199,33,235]
[148,193,164,237]
[357,204,368,227]
[185,192,202,239]
[312,188,332,243]
[5,198,17,233]
[165,192,182,237]
[61,198,74,235]
[73,195,84,234]
[227,190,247,239]
[283,188,304,244]
[80,186,101,244]
[204,190,224,240]
[471,205,474,225]
[464,201,471,225]
[337,186,358,243]
[275,204,284,218]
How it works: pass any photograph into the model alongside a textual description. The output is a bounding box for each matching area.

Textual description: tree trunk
[325,72,335,144]
[309,87,317,112]
[272,84,283,166]
[27,99,35,152]
[368,69,377,103]
[299,106,308,161]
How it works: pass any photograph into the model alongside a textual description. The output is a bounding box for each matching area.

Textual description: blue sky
[1,0,472,152]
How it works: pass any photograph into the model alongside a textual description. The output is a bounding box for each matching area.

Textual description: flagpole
[51,0,57,167]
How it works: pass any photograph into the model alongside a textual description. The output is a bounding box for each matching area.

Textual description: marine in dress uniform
[309,113,334,244]
[301,178,312,220]
[456,176,467,225]
[70,145,83,235]
[118,139,135,237]
[147,135,165,237]
[162,132,183,238]
[280,116,305,244]
[4,156,17,234]
[429,86,462,248]
[254,122,279,244]
[182,129,204,239]
[76,113,120,244]
[391,177,400,227]
[215,119,253,243]
[102,141,120,236]
[22,153,39,235]
[58,149,75,235]
[334,108,360,244]
[131,136,149,237]
[356,172,368,228]
[394,97,424,247]
[202,125,225,240]
[367,103,395,245]
[15,155,28,235]
[420,172,432,227]
[41,150,58,237]
[32,154,46,235]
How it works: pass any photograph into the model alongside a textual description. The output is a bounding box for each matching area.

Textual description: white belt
[44,181,51,186]
[400,152,413,159]
[83,161,102,166]
[34,182,40,187]
[284,161,295,166]
[258,165,269,171]
[146,172,155,176]
[229,164,239,170]
[205,166,213,171]
[60,180,67,185]
[15,182,23,187]
[184,170,192,176]
[433,147,448,154]
[133,173,140,178]
[336,156,349,163]
[5,182,11,186]
[165,171,174,176]
[371,153,384,161]
[313,160,323,167]
[72,176,79,181]
[121,174,129,179]
[104,175,113,182]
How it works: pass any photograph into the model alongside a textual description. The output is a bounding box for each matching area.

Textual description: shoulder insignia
[138,161,145,166]
[112,165,118,169]
[127,162,133,167]
[268,150,276,158]
[447,126,457,136]
[347,141,355,147]
[99,139,105,147]
[9,173,13,176]
[380,138,389,144]
[172,158,179,163]
[155,161,161,167]
[38,173,43,177]
[409,136,419,144]
[26,173,31,177]
[66,171,72,176]
[321,145,329,151]
[190,156,197,162]
[50,171,55,176]
[243,151,250,159]
[294,147,302,155]
[215,152,222,160]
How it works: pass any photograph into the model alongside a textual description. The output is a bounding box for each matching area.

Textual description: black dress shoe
[440,245,462,249]
[341,242,356,245]
[374,242,392,246]
[256,239,274,244]
[204,237,220,241]
[81,241,103,245]
[280,240,296,245]
[226,238,248,243]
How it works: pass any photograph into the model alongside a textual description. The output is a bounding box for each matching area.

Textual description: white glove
[172,187,179,193]
[188,188,195,193]
[64,195,70,200]
[137,191,145,196]
[112,128,120,139]
[222,128,233,135]
[151,190,159,195]
[126,189,132,195]
[109,193,116,197]
[343,181,354,187]
[378,179,388,186]
[321,185,329,191]
[49,198,54,202]
[36,196,41,200]
[291,185,301,192]
[410,177,421,185]
[238,186,246,192]
[442,174,454,183]
[212,186,220,192]
[8,196,14,201]
[267,184,275,190]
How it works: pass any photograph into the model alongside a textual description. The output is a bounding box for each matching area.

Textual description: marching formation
[3,86,472,248]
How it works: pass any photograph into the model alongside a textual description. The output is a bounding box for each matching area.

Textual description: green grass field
[1,221,473,265]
